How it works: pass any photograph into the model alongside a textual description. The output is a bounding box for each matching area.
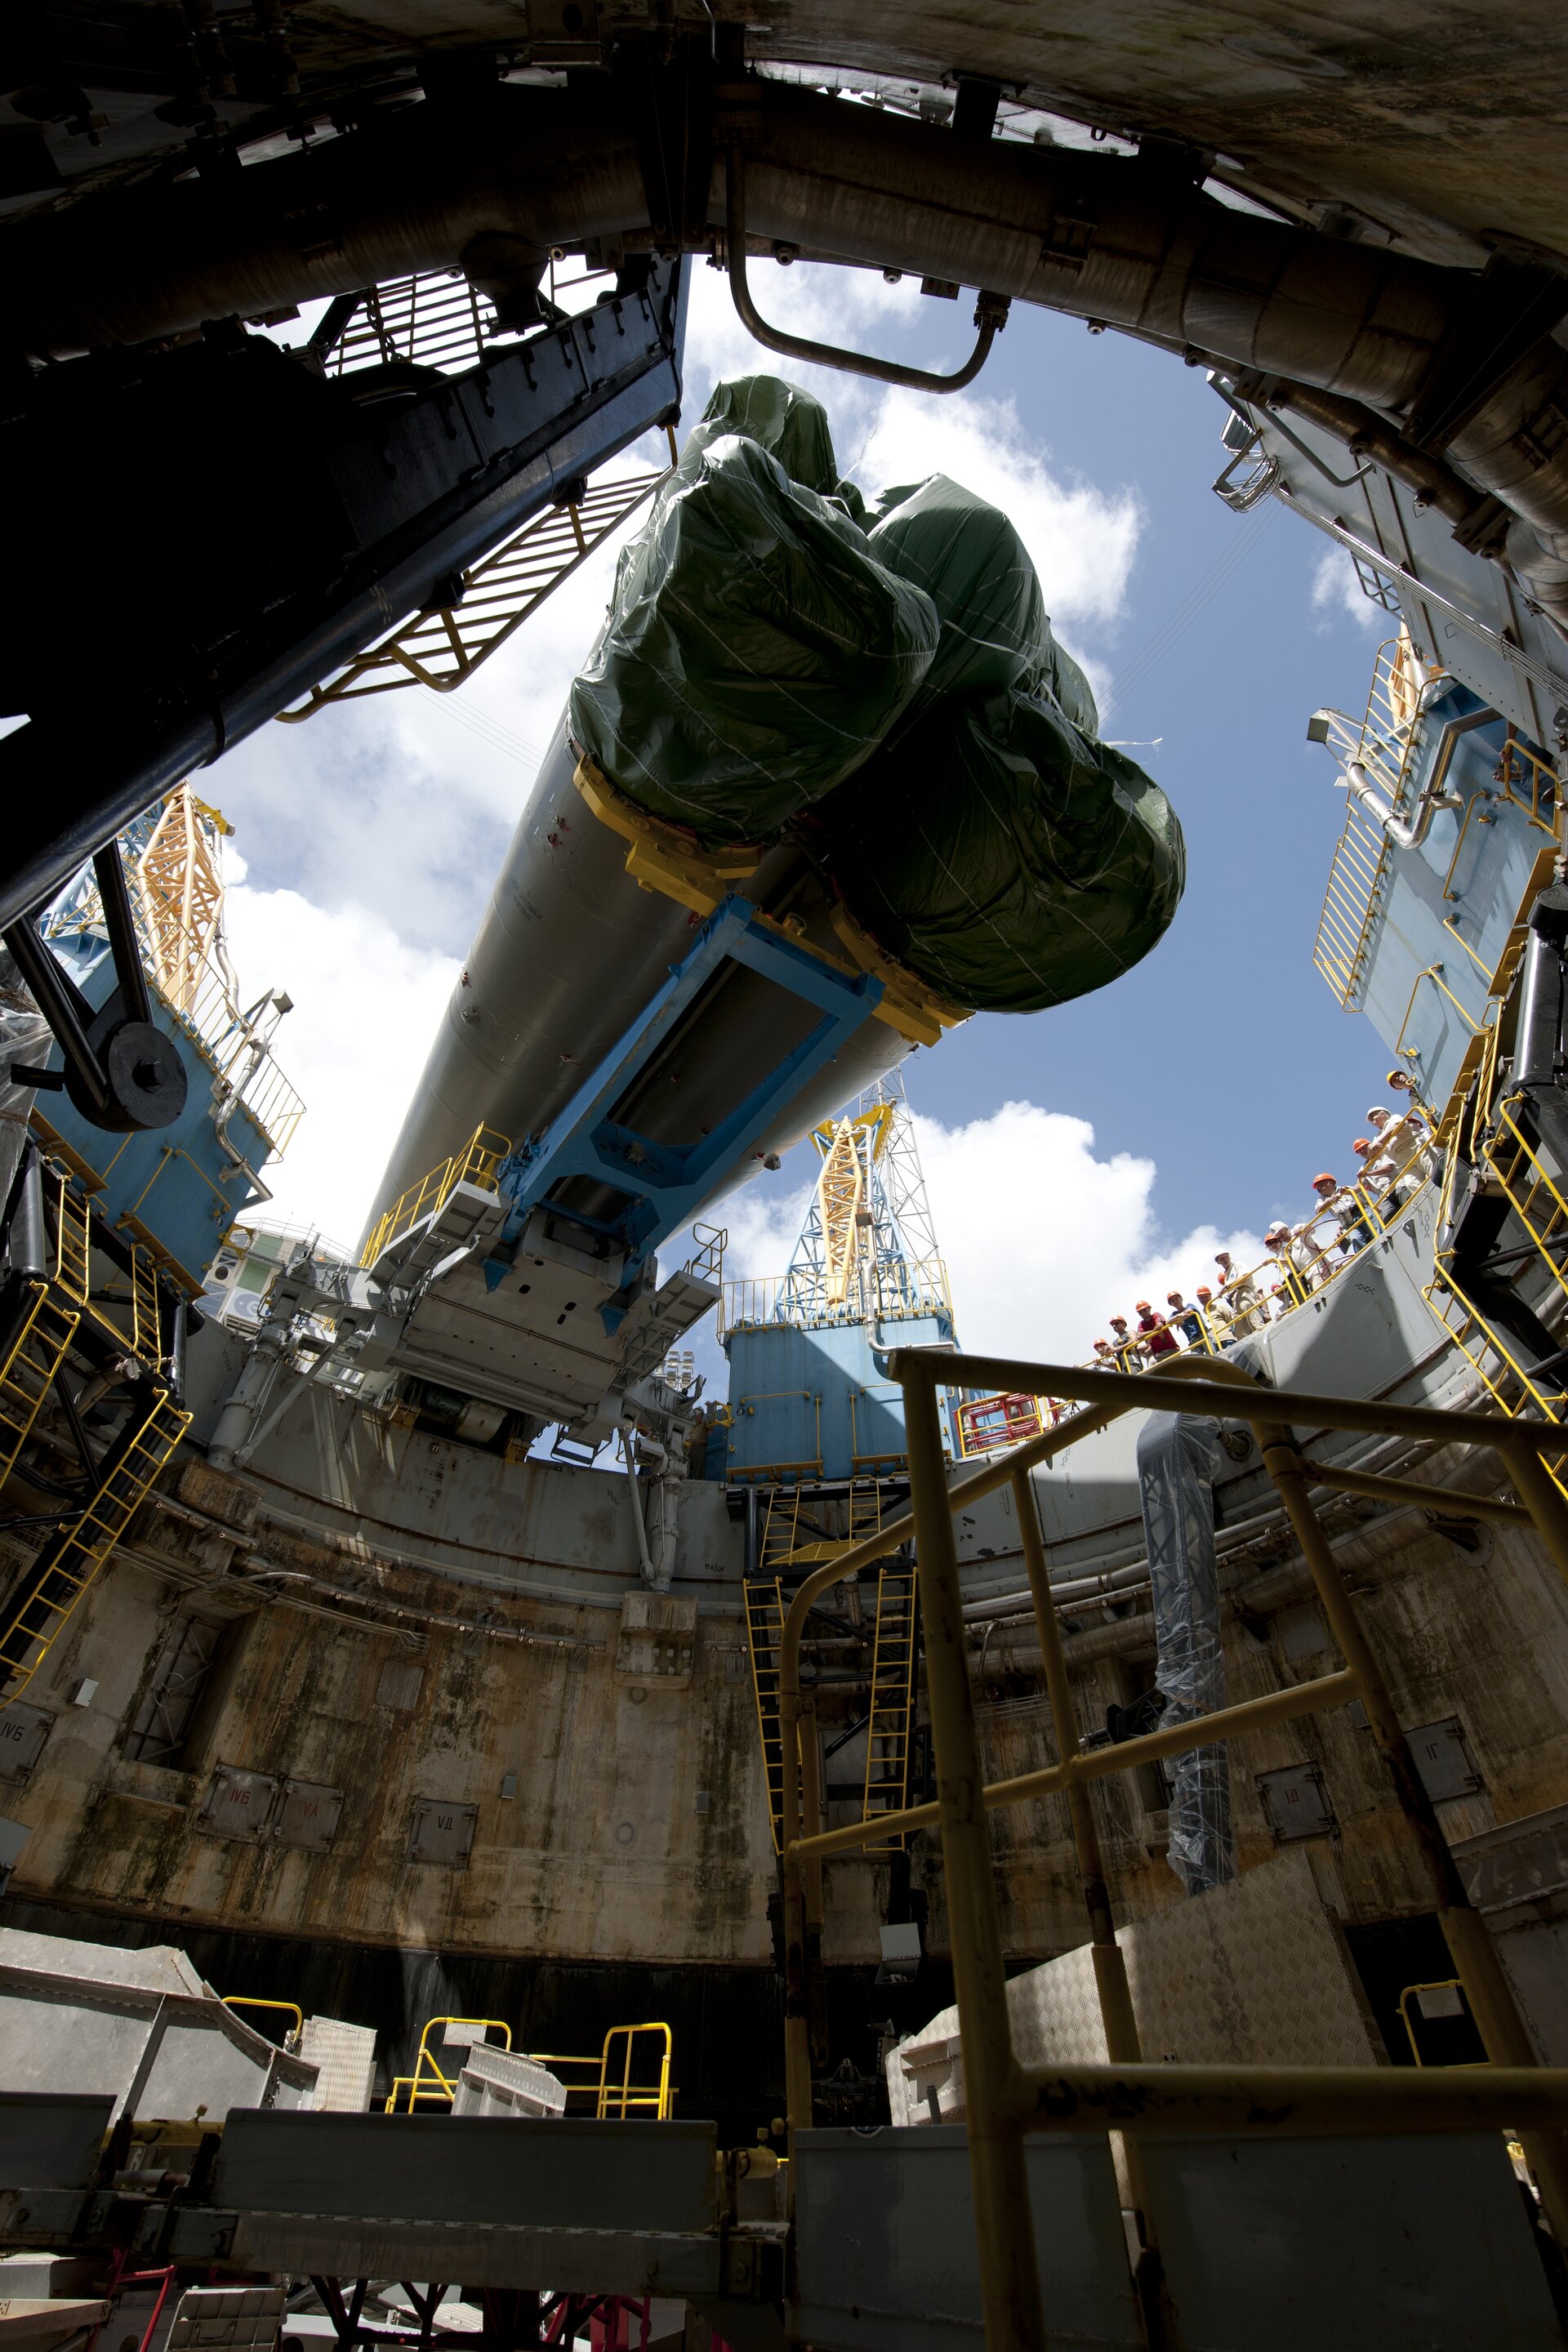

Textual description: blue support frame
[485,895,884,1325]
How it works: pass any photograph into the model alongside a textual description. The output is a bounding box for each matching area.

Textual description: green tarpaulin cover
[822,687,1185,1013]
[868,473,1099,732]
[569,425,938,844]
[821,472,1183,1013]
[679,372,840,497]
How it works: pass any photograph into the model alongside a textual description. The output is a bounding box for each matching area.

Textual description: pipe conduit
[9,75,1568,634]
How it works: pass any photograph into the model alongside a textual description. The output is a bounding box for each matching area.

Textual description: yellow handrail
[361,1125,510,1269]
[1398,1978,1478,2068]
[771,1343,1568,2345]
[383,2014,512,2114]
[598,2022,675,2119]
[384,2015,676,2118]
[224,1995,304,2042]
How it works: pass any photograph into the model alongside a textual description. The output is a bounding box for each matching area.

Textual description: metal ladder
[760,1486,802,1573]
[749,1486,813,1855]
[129,1246,163,1363]
[745,1574,788,1856]
[862,1559,920,1849]
[50,1174,90,1307]
[848,1477,882,1547]
[0,1384,190,1704]
[0,1285,82,1490]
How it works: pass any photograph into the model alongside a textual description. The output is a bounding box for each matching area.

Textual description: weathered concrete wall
[964,1500,1568,1965]
[8,1445,1568,1996]
[0,1467,773,1967]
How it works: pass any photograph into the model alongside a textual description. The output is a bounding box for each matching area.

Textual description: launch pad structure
[7,7,1568,2351]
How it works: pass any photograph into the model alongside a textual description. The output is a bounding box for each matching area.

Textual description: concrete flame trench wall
[7,1245,1568,2094]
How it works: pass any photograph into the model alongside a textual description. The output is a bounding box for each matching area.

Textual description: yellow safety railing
[1399,1978,1481,2069]
[597,2023,675,2119]
[224,1996,304,2044]
[384,2015,513,2114]
[1052,1126,1435,1396]
[720,1254,953,1339]
[773,1344,1568,2350]
[0,1285,80,1491]
[1494,728,1562,836]
[685,1223,727,1284]
[511,2029,676,2118]
[384,2015,676,2118]
[361,1125,510,1269]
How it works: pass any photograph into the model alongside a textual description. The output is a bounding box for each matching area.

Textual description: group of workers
[1090,1072,1438,1373]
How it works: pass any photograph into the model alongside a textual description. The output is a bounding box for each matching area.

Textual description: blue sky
[883,301,1392,1238]
[215,257,1399,1360]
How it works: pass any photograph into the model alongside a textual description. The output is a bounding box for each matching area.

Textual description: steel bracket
[490,894,884,1316]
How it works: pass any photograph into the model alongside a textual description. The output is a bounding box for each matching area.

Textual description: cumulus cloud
[221,862,458,1254]
[1311,546,1382,634]
[860,389,1140,632]
[715,1099,1264,1366]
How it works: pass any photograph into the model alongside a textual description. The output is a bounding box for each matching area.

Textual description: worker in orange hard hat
[1135,1299,1179,1359]
[1310,1168,1367,1264]
[1107,1312,1143,1371]
[1169,1290,1205,1348]
[1196,1282,1232,1346]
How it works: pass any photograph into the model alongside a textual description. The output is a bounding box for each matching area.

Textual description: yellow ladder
[760,1486,801,1572]
[128,1245,162,1363]
[745,1575,788,1856]
[0,1285,81,1490]
[862,1559,920,1850]
[848,1478,882,1546]
[0,1387,191,1706]
[49,1172,91,1307]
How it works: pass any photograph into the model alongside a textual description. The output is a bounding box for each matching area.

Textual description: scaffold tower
[776,1072,952,1334]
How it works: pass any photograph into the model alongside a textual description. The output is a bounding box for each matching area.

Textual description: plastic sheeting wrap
[1136,1410,1236,1896]
[568,413,938,845]
[820,688,1185,1013]
[0,953,49,1214]
[678,372,840,497]
[816,473,1183,1013]
[866,474,1098,729]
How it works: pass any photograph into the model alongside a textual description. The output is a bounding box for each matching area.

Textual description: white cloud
[714,1099,1264,1367]
[221,870,458,1254]
[682,256,926,455]
[859,389,1140,633]
[1311,546,1382,634]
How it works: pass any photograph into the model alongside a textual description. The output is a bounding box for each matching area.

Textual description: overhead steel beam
[0,256,686,933]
